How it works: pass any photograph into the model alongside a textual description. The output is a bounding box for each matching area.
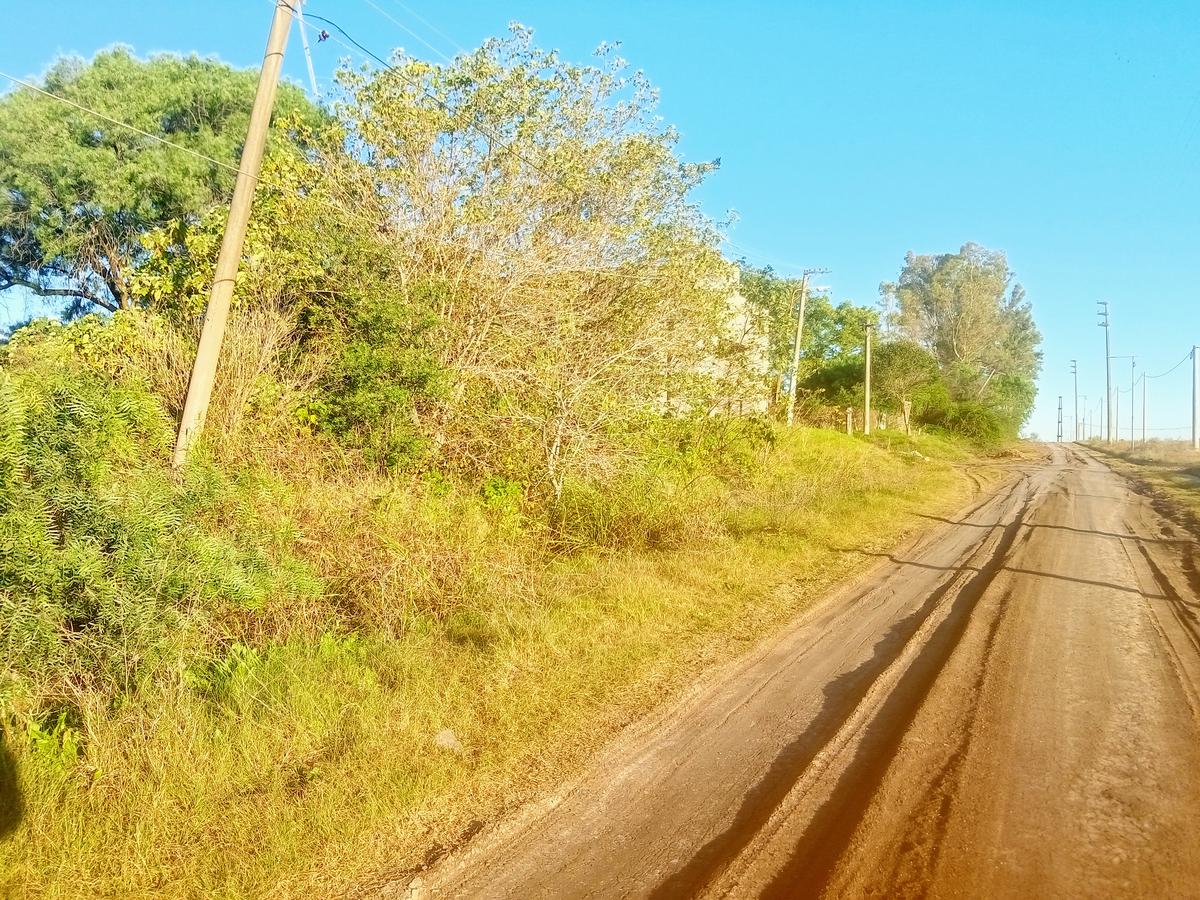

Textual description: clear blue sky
[3,0,1199,441]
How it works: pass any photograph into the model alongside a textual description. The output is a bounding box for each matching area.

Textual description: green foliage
[738,264,799,377]
[25,709,82,773]
[871,339,946,417]
[184,642,264,711]
[0,49,320,313]
[549,413,774,550]
[480,475,523,515]
[301,280,446,470]
[881,242,1042,438]
[0,322,318,708]
[132,133,448,470]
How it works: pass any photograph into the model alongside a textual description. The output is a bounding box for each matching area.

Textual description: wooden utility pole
[1057,396,1063,442]
[172,0,294,467]
[864,324,875,436]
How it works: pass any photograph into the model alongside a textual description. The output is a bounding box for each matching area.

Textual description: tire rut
[754,481,1041,899]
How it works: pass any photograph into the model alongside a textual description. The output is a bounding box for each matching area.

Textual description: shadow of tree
[0,728,23,840]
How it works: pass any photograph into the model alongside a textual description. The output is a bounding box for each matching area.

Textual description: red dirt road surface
[393,445,1200,899]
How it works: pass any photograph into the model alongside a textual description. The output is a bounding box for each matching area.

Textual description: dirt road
[402,445,1200,899]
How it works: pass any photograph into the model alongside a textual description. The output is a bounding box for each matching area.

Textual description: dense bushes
[0,328,317,713]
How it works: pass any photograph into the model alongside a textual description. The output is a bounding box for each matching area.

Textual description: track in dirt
[394,445,1200,899]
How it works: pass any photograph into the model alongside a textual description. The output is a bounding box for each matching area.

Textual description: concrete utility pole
[1098,301,1112,442]
[785,274,810,428]
[1141,375,1146,447]
[1109,355,1134,446]
[1130,357,1136,448]
[295,0,320,98]
[1070,359,1079,441]
[1193,346,1199,451]
[864,323,876,436]
[1057,396,1063,442]
[784,268,830,428]
[172,0,294,467]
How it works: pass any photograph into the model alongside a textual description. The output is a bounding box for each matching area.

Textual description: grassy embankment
[1,427,1003,899]
[1087,440,1200,529]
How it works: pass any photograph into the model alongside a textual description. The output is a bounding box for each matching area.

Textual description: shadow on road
[835,547,1169,601]
[913,512,1197,546]
[0,727,23,840]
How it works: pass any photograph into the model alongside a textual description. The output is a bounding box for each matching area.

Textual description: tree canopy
[0,48,318,313]
[881,242,1041,436]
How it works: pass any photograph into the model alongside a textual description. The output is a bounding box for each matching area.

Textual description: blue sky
[3,0,1199,441]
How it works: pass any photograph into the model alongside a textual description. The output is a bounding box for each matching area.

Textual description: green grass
[0,428,998,899]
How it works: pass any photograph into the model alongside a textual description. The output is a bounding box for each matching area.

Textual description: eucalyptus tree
[881,243,1041,432]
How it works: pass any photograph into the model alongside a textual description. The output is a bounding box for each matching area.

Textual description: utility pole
[1070,359,1079,441]
[1109,355,1134,446]
[864,323,876,436]
[296,0,320,98]
[1098,301,1112,442]
[172,0,294,468]
[1130,357,1136,448]
[784,268,829,428]
[1057,396,1063,442]
[1193,346,1199,451]
[1141,375,1146,447]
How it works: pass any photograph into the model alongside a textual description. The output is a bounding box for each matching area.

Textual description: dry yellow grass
[1087,440,1200,530]
[0,429,1003,899]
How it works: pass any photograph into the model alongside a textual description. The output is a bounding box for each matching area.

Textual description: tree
[871,339,945,431]
[738,263,879,413]
[130,28,738,495]
[881,243,1041,434]
[315,27,732,499]
[0,49,317,313]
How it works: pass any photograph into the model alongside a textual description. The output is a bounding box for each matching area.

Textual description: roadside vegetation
[1087,441,1200,531]
[0,32,1040,897]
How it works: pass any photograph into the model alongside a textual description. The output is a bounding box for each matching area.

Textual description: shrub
[0,335,318,713]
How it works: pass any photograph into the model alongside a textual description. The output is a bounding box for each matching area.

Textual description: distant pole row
[1080,301,1197,450]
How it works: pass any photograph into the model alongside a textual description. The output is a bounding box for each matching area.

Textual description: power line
[1146,349,1193,379]
[721,237,808,275]
[384,0,469,57]
[358,0,455,63]
[0,69,247,179]
[295,4,555,183]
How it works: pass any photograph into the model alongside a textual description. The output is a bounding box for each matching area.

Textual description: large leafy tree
[133,28,738,492]
[881,243,1041,391]
[321,27,732,494]
[871,338,947,427]
[0,49,317,313]
[881,243,1041,431]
